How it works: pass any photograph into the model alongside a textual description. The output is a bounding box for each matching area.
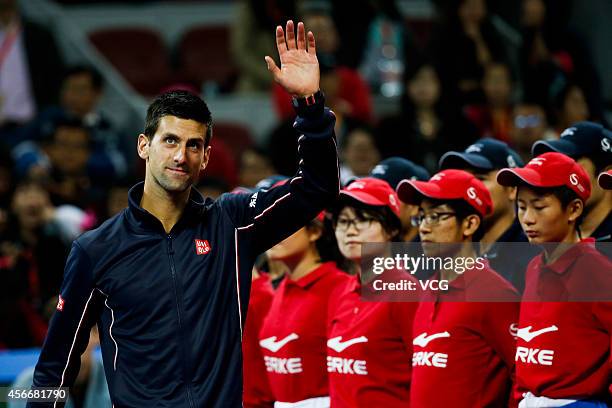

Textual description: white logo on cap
[561,127,577,138]
[602,138,611,153]
[389,194,398,210]
[528,157,546,166]
[569,174,579,185]
[371,164,386,175]
[465,144,483,153]
[507,155,517,168]
[569,173,585,192]
[431,172,446,182]
[467,187,483,206]
[349,182,366,190]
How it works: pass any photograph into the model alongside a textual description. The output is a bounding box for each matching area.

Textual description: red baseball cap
[340,177,401,218]
[598,170,612,190]
[496,152,591,201]
[396,169,493,217]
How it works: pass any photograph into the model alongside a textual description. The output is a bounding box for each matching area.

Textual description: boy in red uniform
[397,169,519,407]
[497,152,612,407]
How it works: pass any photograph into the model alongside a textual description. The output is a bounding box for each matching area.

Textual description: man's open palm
[265,20,320,97]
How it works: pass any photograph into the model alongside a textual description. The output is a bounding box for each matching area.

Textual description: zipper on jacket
[167,234,195,408]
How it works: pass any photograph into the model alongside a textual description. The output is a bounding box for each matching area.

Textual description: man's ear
[463,214,481,239]
[567,198,584,223]
[137,134,150,160]
[200,145,212,171]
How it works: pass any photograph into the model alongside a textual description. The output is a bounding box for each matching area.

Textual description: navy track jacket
[27,102,339,407]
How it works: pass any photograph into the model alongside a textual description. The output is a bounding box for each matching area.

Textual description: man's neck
[480,209,515,254]
[542,230,581,265]
[140,181,190,234]
[581,192,611,237]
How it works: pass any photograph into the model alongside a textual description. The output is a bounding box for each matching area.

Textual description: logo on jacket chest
[195,239,211,255]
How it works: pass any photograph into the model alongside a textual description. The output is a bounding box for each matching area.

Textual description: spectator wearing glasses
[328,177,419,406]
[397,169,519,408]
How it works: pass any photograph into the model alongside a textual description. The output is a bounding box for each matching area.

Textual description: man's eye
[534,206,545,211]
[166,138,177,144]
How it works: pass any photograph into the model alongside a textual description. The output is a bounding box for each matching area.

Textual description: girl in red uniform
[327,177,418,407]
[258,214,351,408]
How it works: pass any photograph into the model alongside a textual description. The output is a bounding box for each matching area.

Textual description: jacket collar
[126,182,207,233]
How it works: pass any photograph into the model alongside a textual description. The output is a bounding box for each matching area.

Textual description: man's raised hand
[265,20,319,97]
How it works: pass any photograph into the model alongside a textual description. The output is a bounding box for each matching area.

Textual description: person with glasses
[439,138,540,292]
[397,169,519,408]
[327,177,419,407]
[497,152,612,408]
[257,211,350,408]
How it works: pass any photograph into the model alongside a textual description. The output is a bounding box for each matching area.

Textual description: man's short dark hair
[144,90,213,147]
[63,65,103,90]
[41,116,91,146]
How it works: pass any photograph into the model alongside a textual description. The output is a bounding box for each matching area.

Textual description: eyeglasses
[334,216,376,231]
[411,212,456,227]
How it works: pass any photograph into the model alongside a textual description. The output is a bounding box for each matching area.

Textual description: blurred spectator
[376,59,478,173]
[0,146,15,208]
[428,0,508,105]
[519,0,604,122]
[0,0,64,136]
[465,61,515,142]
[509,101,555,161]
[231,0,295,93]
[332,0,415,70]
[196,177,230,200]
[9,326,112,408]
[0,179,69,348]
[551,82,591,132]
[272,2,373,123]
[238,146,276,188]
[339,123,380,185]
[14,117,107,217]
[358,0,416,97]
[17,66,128,179]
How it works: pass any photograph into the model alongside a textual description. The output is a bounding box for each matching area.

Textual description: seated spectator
[509,101,556,161]
[14,117,109,214]
[519,0,603,120]
[428,0,508,105]
[376,59,479,173]
[550,81,591,132]
[272,2,372,123]
[339,123,380,185]
[9,326,111,408]
[0,0,64,138]
[231,0,295,93]
[238,146,277,188]
[465,61,514,142]
[17,66,127,179]
[0,179,69,348]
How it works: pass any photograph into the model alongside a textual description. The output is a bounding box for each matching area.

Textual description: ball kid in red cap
[397,170,519,408]
[497,152,612,407]
[327,177,418,407]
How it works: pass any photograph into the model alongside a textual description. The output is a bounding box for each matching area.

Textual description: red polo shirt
[258,262,350,403]
[410,261,519,408]
[327,273,419,407]
[516,240,612,401]
[243,274,275,408]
